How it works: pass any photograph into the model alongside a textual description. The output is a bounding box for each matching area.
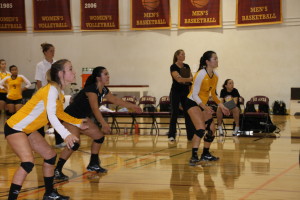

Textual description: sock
[192,148,198,158]
[90,154,99,165]
[44,176,54,195]
[218,126,223,133]
[8,183,22,200]
[56,158,67,171]
[203,147,209,155]
[234,126,240,133]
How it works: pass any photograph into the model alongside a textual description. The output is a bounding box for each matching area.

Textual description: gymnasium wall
[0,0,299,109]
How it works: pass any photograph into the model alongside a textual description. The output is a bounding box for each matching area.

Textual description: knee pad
[205,118,213,130]
[204,130,215,143]
[44,154,57,165]
[195,129,205,138]
[71,142,80,151]
[94,136,105,144]
[21,162,34,173]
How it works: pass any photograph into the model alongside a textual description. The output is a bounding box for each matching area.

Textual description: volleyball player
[5,59,87,200]
[0,65,31,116]
[54,66,142,180]
[0,59,10,118]
[186,51,230,166]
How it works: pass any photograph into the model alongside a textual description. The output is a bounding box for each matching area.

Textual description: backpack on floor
[272,101,287,115]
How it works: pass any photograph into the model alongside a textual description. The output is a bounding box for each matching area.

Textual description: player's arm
[171,71,192,83]
[86,91,111,134]
[105,92,142,113]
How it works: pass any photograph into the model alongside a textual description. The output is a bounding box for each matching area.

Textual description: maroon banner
[131,0,170,30]
[236,0,282,26]
[81,0,119,31]
[179,0,221,28]
[33,0,72,32]
[0,0,26,32]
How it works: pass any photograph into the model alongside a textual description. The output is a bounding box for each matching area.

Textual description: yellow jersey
[7,84,82,139]
[0,75,31,100]
[188,69,221,105]
[0,71,11,93]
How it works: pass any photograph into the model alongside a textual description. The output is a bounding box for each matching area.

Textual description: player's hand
[65,134,79,149]
[203,105,214,114]
[219,104,230,116]
[101,122,111,134]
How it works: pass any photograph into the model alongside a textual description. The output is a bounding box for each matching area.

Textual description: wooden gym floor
[0,115,299,200]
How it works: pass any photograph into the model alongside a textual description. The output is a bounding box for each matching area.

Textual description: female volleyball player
[0,65,31,116]
[5,59,87,200]
[186,51,230,166]
[216,79,241,136]
[54,66,142,181]
[0,59,10,117]
[168,49,195,141]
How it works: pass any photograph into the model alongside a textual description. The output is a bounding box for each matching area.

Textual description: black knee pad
[205,118,213,130]
[195,129,205,138]
[44,154,57,165]
[71,142,80,151]
[204,130,215,143]
[21,162,34,173]
[94,136,105,144]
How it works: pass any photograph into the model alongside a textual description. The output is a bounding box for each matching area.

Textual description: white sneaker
[54,142,66,148]
[232,127,240,136]
[168,137,175,142]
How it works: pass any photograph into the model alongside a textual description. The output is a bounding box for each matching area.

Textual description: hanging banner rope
[179,0,222,29]
[33,0,72,32]
[0,0,26,32]
[81,0,119,31]
[131,0,171,30]
[236,0,282,26]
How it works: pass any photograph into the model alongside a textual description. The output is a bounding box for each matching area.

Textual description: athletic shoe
[54,169,69,181]
[54,142,66,148]
[87,163,108,173]
[168,137,175,142]
[189,156,200,166]
[200,152,219,161]
[43,189,69,200]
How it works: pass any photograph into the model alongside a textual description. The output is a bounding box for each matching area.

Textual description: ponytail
[197,50,216,71]
[222,79,231,89]
[47,59,70,100]
[84,66,106,88]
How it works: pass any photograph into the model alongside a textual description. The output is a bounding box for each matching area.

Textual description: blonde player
[186,51,230,166]
[4,59,87,200]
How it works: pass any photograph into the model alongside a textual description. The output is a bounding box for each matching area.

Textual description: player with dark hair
[54,66,142,181]
[186,51,230,166]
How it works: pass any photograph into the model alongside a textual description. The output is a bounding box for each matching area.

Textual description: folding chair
[138,96,158,135]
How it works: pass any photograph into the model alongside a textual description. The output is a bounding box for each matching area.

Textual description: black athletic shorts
[0,93,7,102]
[6,98,22,105]
[185,98,204,111]
[4,123,23,137]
